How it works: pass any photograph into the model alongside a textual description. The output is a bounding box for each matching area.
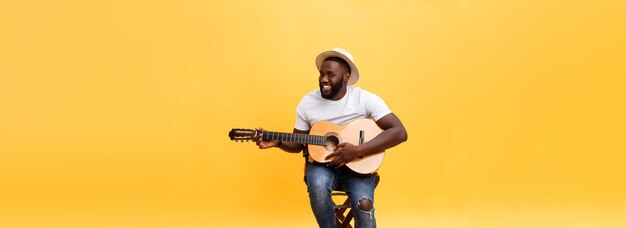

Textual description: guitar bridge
[359,130,364,145]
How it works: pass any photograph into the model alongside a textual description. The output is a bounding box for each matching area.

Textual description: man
[253,48,407,228]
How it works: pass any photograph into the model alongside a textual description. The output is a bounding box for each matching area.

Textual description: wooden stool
[331,175,380,228]
[302,152,379,228]
[332,190,355,228]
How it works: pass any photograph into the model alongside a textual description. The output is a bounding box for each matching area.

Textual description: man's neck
[327,86,348,101]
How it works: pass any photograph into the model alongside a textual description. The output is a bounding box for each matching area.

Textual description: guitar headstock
[228,128,258,142]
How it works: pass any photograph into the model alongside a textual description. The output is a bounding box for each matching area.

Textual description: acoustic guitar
[228,118,384,174]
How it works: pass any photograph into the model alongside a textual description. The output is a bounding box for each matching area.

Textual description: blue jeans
[305,162,377,228]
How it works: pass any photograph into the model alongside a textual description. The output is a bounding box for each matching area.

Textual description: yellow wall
[1,0,625,227]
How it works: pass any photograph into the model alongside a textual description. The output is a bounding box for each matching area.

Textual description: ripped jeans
[305,162,377,228]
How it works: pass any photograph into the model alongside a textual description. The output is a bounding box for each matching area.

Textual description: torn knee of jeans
[358,198,373,211]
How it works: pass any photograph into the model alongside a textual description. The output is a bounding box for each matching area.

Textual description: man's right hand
[252,128,280,149]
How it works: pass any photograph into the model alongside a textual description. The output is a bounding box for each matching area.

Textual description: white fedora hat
[315,47,360,85]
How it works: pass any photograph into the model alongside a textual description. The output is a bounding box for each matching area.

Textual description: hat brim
[315,51,359,85]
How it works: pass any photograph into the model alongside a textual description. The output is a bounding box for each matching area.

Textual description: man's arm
[253,128,309,153]
[326,113,408,168]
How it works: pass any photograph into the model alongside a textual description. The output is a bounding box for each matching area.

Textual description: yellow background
[1,0,625,227]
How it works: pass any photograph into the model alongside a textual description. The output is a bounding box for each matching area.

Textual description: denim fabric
[305,162,377,228]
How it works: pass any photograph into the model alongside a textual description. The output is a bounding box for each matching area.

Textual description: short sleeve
[294,98,311,131]
[364,91,392,121]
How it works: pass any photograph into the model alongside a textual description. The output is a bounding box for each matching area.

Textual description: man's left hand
[325,143,364,169]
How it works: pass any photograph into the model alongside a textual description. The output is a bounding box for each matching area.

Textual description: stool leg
[334,197,353,228]
[343,208,354,228]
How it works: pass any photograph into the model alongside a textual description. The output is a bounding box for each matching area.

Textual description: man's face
[319,60,349,100]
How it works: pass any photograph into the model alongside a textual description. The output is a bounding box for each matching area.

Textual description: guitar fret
[261,131,328,146]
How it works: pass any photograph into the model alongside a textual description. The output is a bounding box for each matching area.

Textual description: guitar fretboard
[262,131,326,146]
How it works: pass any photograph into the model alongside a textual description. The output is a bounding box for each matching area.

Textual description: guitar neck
[262,131,326,146]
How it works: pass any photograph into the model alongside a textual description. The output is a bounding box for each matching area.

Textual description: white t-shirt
[295,86,392,131]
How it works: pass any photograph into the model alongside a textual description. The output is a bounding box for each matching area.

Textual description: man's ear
[343,72,351,83]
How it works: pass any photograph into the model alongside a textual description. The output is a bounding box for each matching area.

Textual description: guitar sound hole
[325,135,340,150]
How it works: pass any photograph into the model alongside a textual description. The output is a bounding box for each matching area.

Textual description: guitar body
[308,119,384,174]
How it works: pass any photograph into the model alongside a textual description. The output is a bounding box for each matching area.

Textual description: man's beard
[320,78,344,100]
